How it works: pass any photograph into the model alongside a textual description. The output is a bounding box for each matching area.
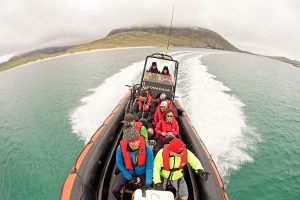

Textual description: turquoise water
[0,48,299,200]
[0,48,159,200]
[203,53,300,200]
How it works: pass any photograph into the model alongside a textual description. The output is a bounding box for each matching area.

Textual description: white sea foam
[70,61,144,142]
[176,53,258,183]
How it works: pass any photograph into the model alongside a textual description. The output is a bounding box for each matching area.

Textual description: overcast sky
[0,0,299,63]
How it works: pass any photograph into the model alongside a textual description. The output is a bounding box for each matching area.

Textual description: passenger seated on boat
[161,66,171,76]
[155,93,167,106]
[112,127,154,199]
[160,66,173,84]
[164,134,176,144]
[153,138,209,200]
[132,90,156,139]
[122,113,149,144]
[153,101,168,127]
[147,61,160,73]
[155,94,178,118]
[165,98,178,118]
[154,109,179,154]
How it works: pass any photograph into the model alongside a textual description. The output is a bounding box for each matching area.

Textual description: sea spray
[70,61,143,142]
[176,53,259,183]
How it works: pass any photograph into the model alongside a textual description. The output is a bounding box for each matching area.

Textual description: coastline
[0,46,155,73]
[1,45,298,74]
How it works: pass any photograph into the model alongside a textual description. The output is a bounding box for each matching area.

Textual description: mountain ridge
[0,26,299,71]
[8,46,73,62]
[106,26,240,51]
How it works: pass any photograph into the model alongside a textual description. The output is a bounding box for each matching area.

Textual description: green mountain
[0,26,298,72]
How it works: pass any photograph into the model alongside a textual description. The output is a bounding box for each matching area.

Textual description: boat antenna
[165,2,175,55]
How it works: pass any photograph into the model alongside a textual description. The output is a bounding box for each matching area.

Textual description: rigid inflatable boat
[60,53,229,200]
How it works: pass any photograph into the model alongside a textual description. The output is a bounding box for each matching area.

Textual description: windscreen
[141,57,177,99]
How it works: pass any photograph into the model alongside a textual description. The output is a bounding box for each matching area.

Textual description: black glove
[141,185,150,190]
[154,183,163,191]
[196,169,210,181]
[129,177,141,186]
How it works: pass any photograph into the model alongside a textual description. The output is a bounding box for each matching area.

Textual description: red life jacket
[154,108,164,126]
[120,136,146,170]
[156,98,162,106]
[165,100,178,118]
[156,119,179,142]
[138,92,153,112]
[161,120,177,131]
[162,144,187,171]
[166,100,174,110]
[155,99,177,118]
[135,121,143,132]
[156,99,172,109]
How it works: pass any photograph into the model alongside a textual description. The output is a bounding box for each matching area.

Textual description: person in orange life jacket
[153,101,168,127]
[121,113,149,144]
[112,127,154,200]
[154,109,179,154]
[147,62,160,73]
[132,90,156,139]
[153,138,209,200]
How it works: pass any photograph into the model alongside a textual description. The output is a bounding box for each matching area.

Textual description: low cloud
[0,0,299,61]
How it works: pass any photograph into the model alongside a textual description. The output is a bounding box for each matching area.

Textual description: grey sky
[0,0,299,62]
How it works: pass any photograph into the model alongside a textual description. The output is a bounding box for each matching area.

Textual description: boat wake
[69,51,258,185]
[70,61,143,142]
[175,53,259,183]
